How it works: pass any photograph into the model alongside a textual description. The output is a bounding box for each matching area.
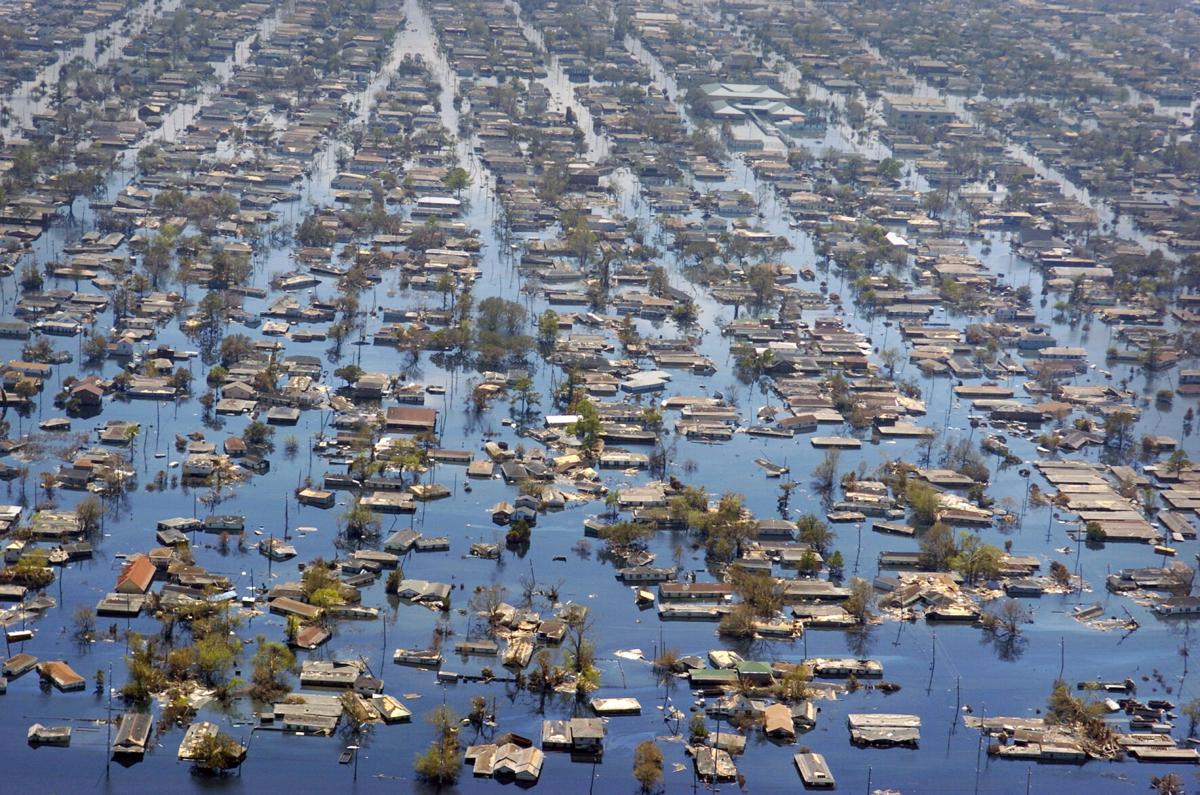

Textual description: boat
[258,538,297,561]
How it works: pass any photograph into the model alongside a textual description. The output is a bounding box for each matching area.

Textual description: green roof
[734,661,774,675]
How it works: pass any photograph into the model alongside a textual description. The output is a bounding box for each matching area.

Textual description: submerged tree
[632,740,664,792]
[414,706,461,784]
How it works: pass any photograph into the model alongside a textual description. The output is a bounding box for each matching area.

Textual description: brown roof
[385,406,437,428]
[764,703,795,736]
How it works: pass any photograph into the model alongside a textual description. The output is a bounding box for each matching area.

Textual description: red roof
[116,555,155,594]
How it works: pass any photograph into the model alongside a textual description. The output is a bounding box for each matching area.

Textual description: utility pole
[105,662,113,775]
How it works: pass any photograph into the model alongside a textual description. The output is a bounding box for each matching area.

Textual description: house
[794,752,835,788]
[269,597,322,621]
[384,406,437,432]
[570,717,605,754]
[393,579,451,604]
[882,94,955,126]
[297,488,335,507]
[271,693,343,734]
[541,719,574,750]
[112,712,154,757]
[735,660,775,686]
[489,743,545,782]
[69,378,105,407]
[267,406,300,425]
[182,454,220,478]
[222,381,256,400]
[847,713,920,746]
[590,697,642,715]
[292,625,331,650]
[659,582,734,600]
[37,660,86,691]
[383,529,420,553]
[763,703,795,740]
[1155,596,1200,616]
[708,693,769,720]
[115,555,155,594]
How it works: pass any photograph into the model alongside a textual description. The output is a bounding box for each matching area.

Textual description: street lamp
[347,744,360,781]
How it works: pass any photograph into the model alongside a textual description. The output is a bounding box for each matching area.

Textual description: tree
[693,493,756,563]
[415,706,461,784]
[618,314,639,350]
[72,606,96,643]
[796,514,834,556]
[143,227,177,287]
[537,309,559,347]
[568,397,602,453]
[193,731,246,772]
[506,518,532,549]
[302,559,345,609]
[564,617,599,696]
[248,636,296,703]
[746,262,777,309]
[468,584,508,628]
[1166,449,1191,477]
[39,470,57,503]
[1049,560,1072,587]
[297,214,335,247]
[918,522,956,570]
[475,296,530,367]
[879,346,901,376]
[950,533,1003,585]
[19,262,43,292]
[443,166,470,195]
[775,663,811,702]
[907,480,941,527]
[83,332,108,363]
[981,599,1031,639]
[844,577,874,622]
[75,496,103,534]
[1183,698,1200,736]
[567,218,599,271]
[811,449,840,494]
[1045,679,1115,748]
[243,420,274,449]
[632,740,664,792]
[511,376,541,424]
[1153,774,1185,795]
[334,364,363,386]
[195,630,239,686]
[689,714,709,742]
[218,334,255,367]
[730,568,785,618]
[598,521,653,554]
[1103,410,1135,449]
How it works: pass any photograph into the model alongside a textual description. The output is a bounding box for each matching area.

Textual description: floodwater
[0,0,1196,792]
